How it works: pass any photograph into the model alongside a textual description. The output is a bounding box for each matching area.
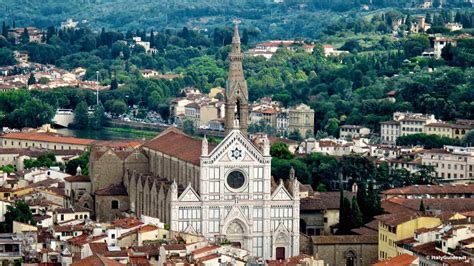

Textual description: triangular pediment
[271,185,293,201]
[178,185,201,202]
[208,130,265,164]
[229,80,248,101]
[224,205,249,225]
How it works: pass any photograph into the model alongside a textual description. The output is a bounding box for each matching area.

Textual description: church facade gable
[178,185,201,202]
[271,184,293,201]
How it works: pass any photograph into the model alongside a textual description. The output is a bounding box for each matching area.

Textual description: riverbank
[56,127,160,140]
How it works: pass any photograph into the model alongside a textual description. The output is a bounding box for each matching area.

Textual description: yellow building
[376,213,441,260]
[424,122,471,139]
[288,103,315,138]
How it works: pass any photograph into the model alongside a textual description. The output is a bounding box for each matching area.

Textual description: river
[56,128,159,141]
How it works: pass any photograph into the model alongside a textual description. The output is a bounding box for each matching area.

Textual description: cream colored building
[288,104,315,138]
[339,125,370,139]
[0,132,94,151]
[380,112,437,144]
[421,146,474,181]
[184,101,224,128]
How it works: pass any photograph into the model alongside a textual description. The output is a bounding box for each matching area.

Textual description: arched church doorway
[225,220,246,249]
[276,247,285,260]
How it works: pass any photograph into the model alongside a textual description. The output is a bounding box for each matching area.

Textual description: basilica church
[85,23,300,260]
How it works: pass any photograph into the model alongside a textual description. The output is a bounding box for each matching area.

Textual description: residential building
[132,37,157,54]
[322,45,348,57]
[433,37,457,58]
[410,16,431,33]
[288,103,315,138]
[245,40,315,59]
[0,233,22,263]
[380,112,437,144]
[339,125,370,139]
[0,132,95,151]
[8,27,45,44]
[184,101,224,128]
[60,19,78,29]
[421,146,474,181]
[376,213,442,260]
[276,112,289,134]
[207,118,225,131]
[250,108,278,128]
[445,22,463,31]
[169,98,191,124]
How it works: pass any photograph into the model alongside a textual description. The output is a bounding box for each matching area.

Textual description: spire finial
[232,19,241,45]
[202,135,208,156]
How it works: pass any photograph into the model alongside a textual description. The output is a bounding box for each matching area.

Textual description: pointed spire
[289,167,295,180]
[232,19,241,48]
[202,135,208,156]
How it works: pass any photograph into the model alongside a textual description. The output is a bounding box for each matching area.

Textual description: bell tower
[225,19,249,136]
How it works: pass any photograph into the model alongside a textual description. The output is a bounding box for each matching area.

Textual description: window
[60,214,64,221]
[111,234,115,239]
[111,200,119,209]
[227,170,245,189]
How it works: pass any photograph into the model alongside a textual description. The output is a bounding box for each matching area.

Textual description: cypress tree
[2,21,7,38]
[419,200,426,213]
[351,196,363,228]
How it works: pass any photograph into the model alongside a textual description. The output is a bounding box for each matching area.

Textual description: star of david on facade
[230,147,243,160]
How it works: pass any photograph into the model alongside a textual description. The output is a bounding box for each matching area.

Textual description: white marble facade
[170,130,300,259]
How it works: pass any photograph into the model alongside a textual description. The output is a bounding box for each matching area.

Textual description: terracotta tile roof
[191,244,219,255]
[111,217,143,229]
[300,192,356,211]
[138,225,159,233]
[56,208,74,214]
[143,129,216,166]
[64,175,90,182]
[312,235,378,244]
[373,253,418,266]
[196,253,220,262]
[71,254,123,266]
[383,184,474,196]
[268,137,298,145]
[134,245,160,256]
[53,224,85,232]
[351,226,378,236]
[95,183,128,196]
[128,255,150,266]
[163,244,186,250]
[380,120,400,125]
[33,214,51,221]
[374,212,429,226]
[68,234,107,246]
[385,198,474,213]
[1,132,95,146]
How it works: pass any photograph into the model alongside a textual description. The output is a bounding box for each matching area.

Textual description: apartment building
[380,112,437,144]
[288,104,315,138]
[421,146,474,181]
[184,101,224,128]
[339,125,370,139]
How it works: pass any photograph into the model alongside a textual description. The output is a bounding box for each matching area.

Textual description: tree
[462,131,474,146]
[242,28,249,46]
[21,27,30,44]
[105,99,127,116]
[89,104,106,130]
[27,73,36,85]
[24,153,62,169]
[0,165,15,173]
[2,201,36,232]
[419,199,426,212]
[183,119,195,135]
[350,196,363,228]
[110,78,118,90]
[338,191,353,234]
[65,149,90,175]
[0,48,15,66]
[316,183,327,192]
[270,143,294,160]
[288,130,303,142]
[73,101,89,129]
[1,21,7,38]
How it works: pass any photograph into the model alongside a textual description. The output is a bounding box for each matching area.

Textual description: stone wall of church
[312,242,378,266]
[90,151,124,192]
[95,195,129,222]
[125,172,172,224]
